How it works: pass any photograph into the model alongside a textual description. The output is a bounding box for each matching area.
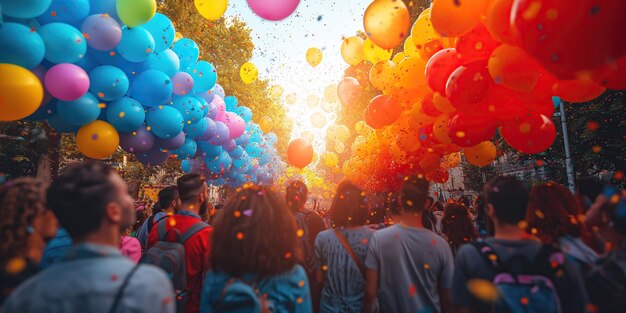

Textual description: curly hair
[441,203,478,253]
[0,178,48,266]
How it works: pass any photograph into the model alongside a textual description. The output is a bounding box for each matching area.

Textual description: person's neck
[180,202,200,215]
[76,226,120,248]
[164,207,175,214]
[398,211,424,229]
[26,233,46,262]
[494,223,527,241]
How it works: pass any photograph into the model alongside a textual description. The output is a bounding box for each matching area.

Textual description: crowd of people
[0,161,625,313]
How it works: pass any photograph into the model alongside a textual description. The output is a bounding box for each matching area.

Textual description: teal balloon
[39,23,87,64]
[146,106,184,139]
[117,26,155,63]
[234,106,252,123]
[106,97,145,132]
[172,138,197,160]
[207,151,232,174]
[186,61,217,92]
[130,70,172,107]
[47,114,80,133]
[181,159,191,173]
[198,141,222,157]
[171,38,199,68]
[184,116,208,139]
[142,13,175,53]
[38,0,90,25]
[224,96,238,111]
[56,92,101,126]
[0,0,51,19]
[142,49,179,77]
[552,96,561,108]
[0,23,45,69]
[89,0,118,20]
[89,65,129,101]
[171,96,204,125]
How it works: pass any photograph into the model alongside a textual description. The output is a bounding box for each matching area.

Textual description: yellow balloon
[335,141,345,154]
[369,60,396,91]
[306,47,323,67]
[324,84,338,103]
[285,93,297,105]
[240,62,258,84]
[411,14,444,61]
[306,95,320,109]
[0,64,43,121]
[392,52,408,63]
[322,152,339,168]
[355,121,372,136]
[341,36,364,66]
[301,130,315,144]
[76,121,120,159]
[433,92,456,113]
[310,111,327,128]
[363,38,393,64]
[464,141,497,167]
[259,116,273,133]
[335,125,350,142]
[269,85,284,98]
[194,0,228,20]
[116,0,156,28]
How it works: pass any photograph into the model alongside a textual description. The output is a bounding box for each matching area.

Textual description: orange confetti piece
[236,232,244,240]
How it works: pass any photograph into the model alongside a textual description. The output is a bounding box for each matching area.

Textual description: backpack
[142,219,209,313]
[215,278,274,313]
[584,251,626,313]
[294,211,315,273]
[472,241,564,313]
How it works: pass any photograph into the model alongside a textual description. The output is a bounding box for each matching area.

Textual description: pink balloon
[223,112,245,139]
[172,71,194,96]
[246,0,300,21]
[337,77,361,106]
[211,95,226,122]
[44,64,90,101]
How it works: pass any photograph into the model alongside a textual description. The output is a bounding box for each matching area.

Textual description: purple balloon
[120,125,155,154]
[212,84,225,98]
[197,89,215,104]
[207,101,218,120]
[223,112,245,139]
[209,121,230,146]
[172,71,194,96]
[136,147,170,166]
[211,95,226,121]
[45,64,90,101]
[81,14,122,51]
[223,139,236,152]
[198,117,217,140]
[155,131,185,150]
[235,131,251,147]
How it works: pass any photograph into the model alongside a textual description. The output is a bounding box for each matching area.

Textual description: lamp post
[553,96,576,193]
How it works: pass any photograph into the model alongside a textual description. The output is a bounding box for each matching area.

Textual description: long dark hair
[211,186,302,278]
[330,181,369,228]
[441,203,478,253]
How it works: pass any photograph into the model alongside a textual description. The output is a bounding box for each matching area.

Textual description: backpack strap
[533,244,564,276]
[108,263,141,313]
[156,217,169,241]
[334,229,366,277]
[471,241,500,269]
[180,222,210,244]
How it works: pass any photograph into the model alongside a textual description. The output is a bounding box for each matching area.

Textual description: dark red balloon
[446,59,492,113]
[365,95,403,129]
[447,113,497,147]
[425,48,464,95]
[501,114,557,154]
[456,23,501,63]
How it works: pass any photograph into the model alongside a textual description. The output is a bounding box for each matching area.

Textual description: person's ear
[169,199,177,209]
[105,201,122,224]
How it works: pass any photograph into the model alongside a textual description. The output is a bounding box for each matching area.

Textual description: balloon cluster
[0,0,282,187]
[338,0,626,191]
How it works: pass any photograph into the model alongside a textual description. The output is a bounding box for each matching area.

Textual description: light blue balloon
[266,133,278,145]
[47,113,80,133]
[181,159,192,173]
[234,106,253,123]
[0,23,45,69]
[38,0,90,25]
[89,0,118,20]
[207,151,232,174]
[146,106,184,139]
[106,97,145,132]
[552,96,562,108]
[224,96,238,111]
[233,151,249,168]
[212,84,225,99]
[1,0,51,19]
[75,55,96,72]
[39,23,87,64]
[130,70,172,107]
[142,49,179,77]
[198,141,222,157]
[89,65,129,101]
[172,138,197,160]
[185,61,216,92]
[172,38,199,68]
[57,92,101,126]
[184,116,208,139]
[171,96,204,125]
[247,142,261,157]
[229,146,245,159]
[142,13,175,53]
[117,26,155,63]
[235,131,250,146]
[213,178,225,186]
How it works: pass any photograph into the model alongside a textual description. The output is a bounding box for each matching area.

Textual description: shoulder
[456,242,481,262]
[132,263,175,287]
[316,229,334,240]
[371,224,399,239]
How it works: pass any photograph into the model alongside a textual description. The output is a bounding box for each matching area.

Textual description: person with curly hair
[0,178,58,305]
[441,203,478,256]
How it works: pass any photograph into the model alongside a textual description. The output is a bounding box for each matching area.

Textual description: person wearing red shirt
[147,173,213,313]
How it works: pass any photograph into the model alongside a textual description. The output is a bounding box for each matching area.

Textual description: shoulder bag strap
[180,222,210,244]
[108,263,141,313]
[334,229,366,277]
[471,241,500,269]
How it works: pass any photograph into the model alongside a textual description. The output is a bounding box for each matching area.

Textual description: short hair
[400,175,430,213]
[330,181,369,228]
[285,180,308,211]
[47,162,117,239]
[483,176,529,225]
[177,173,206,203]
[158,185,179,209]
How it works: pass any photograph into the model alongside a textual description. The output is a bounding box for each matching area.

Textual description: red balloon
[446,59,492,113]
[425,48,464,95]
[420,93,442,117]
[501,114,556,154]
[447,113,496,147]
[365,95,403,129]
[484,85,528,123]
[593,56,626,90]
[337,77,361,106]
[426,166,449,184]
[456,23,501,63]
[287,137,314,168]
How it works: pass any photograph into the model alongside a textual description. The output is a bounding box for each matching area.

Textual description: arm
[364,269,379,313]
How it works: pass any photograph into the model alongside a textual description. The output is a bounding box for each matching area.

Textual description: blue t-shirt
[314,227,375,313]
[40,228,73,268]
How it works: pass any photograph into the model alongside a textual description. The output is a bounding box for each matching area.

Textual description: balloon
[553,78,606,103]
[1,0,51,19]
[116,0,156,28]
[184,116,208,139]
[234,106,253,123]
[90,0,119,19]
[88,65,129,101]
[142,13,175,53]
[229,146,245,159]
[142,49,180,77]
[464,141,497,167]
[409,13,444,61]
[425,48,463,95]
[212,84,225,99]
[502,114,557,154]
[287,138,313,169]
[181,159,192,173]
[593,56,626,90]
[211,95,226,121]
[47,113,80,133]
[394,56,428,92]
[186,61,217,92]
[431,0,488,37]
[341,36,364,66]
[171,138,197,159]
[455,24,501,63]
[363,38,392,64]
[369,60,396,92]
[446,60,491,113]
[57,92,101,126]
[306,47,323,67]
[448,113,496,147]
[172,72,194,95]
[0,23,45,69]
[44,63,89,101]
[199,141,222,157]
[130,70,172,107]
[246,0,300,21]
[172,38,199,68]
[146,106,184,139]
[485,0,519,45]
[235,131,250,146]
[207,151,232,174]
[365,95,402,129]
[310,112,327,128]
[222,139,236,152]
[119,125,155,152]
[38,0,90,25]
[335,141,345,154]
[117,27,155,63]
[240,62,258,84]
[39,23,87,64]
[194,0,228,20]
[363,0,410,49]
[197,89,215,105]
[171,96,204,125]
[337,77,361,107]
[136,146,170,166]
[223,112,245,139]
[209,121,230,146]
[488,44,543,93]
[0,64,44,121]
[155,131,185,150]
[259,116,273,133]
[76,120,119,159]
[106,97,145,132]
[80,14,122,52]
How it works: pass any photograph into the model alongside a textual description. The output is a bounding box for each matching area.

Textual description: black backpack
[294,211,315,273]
[585,251,626,313]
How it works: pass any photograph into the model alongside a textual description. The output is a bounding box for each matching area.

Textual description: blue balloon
[197,89,215,105]
[552,96,562,108]
[75,55,96,72]
[117,26,155,63]
[136,146,170,166]
[89,65,129,101]
[229,146,245,159]
[185,61,216,92]
[38,0,89,25]
[207,151,232,174]
[247,142,261,157]
[171,96,204,125]
[47,114,80,133]
[235,131,250,146]
[233,151,249,168]
[172,38,199,69]
[198,117,217,141]
[249,131,262,144]
[223,139,236,152]
[142,49,179,77]
[1,0,51,19]
[184,116,208,139]
[209,121,230,146]
[213,178,225,186]
[25,100,56,121]
[172,138,197,160]
[142,13,175,53]
[146,106,184,139]
[57,92,101,126]
[224,96,238,111]
[212,84,225,99]
[89,0,118,20]
[0,23,45,69]
[155,131,185,150]
[130,70,172,107]
[234,106,253,123]
[181,159,191,173]
[198,141,222,157]
[106,97,145,132]
[39,23,87,64]
[266,133,278,145]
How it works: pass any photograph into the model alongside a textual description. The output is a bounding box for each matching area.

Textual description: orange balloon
[76,121,120,159]
[410,14,444,61]
[488,44,543,93]
[341,36,365,66]
[395,56,428,91]
[363,0,410,49]
[419,152,441,172]
[553,78,606,103]
[464,141,497,167]
[369,60,396,91]
[432,92,456,113]
[287,138,314,169]
[433,114,452,144]
[485,0,520,45]
[337,77,361,106]
[365,95,403,129]
[431,0,489,37]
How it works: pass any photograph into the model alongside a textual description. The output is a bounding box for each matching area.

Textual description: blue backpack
[473,241,564,313]
[213,278,274,313]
